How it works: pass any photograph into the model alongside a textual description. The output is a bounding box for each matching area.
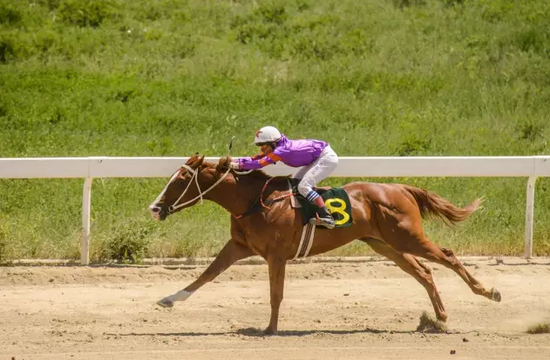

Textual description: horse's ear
[185,154,199,165]
[188,155,204,169]
[216,157,231,173]
[184,154,202,169]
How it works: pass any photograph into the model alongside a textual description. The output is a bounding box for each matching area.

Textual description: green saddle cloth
[295,187,353,228]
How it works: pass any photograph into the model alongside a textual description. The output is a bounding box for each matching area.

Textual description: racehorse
[148,154,501,334]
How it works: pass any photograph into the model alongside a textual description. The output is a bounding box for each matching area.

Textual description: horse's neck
[204,171,287,215]
[240,173,290,194]
[202,172,262,215]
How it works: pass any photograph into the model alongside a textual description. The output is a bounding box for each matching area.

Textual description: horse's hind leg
[361,238,447,322]
[157,239,255,308]
[386,231,501,303]
[428,243,501,302]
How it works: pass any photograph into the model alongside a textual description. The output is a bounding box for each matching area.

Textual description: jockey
[232,126,339,229]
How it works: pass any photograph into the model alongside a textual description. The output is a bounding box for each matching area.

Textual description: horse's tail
[401,185,483,226]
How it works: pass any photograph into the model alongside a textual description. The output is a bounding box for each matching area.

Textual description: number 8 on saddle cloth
[292,184,353,228]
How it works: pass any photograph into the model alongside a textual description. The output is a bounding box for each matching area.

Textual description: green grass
[1,0,549,260]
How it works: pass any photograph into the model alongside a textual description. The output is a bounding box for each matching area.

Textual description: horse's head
[148,154,207,221]
[148,155,238,221]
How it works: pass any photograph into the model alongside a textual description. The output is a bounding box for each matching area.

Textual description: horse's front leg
[157,239,254,307]
[264,255,287,335]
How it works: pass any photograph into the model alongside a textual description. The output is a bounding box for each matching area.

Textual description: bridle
[154,161,289,218]
[165,164,232,213]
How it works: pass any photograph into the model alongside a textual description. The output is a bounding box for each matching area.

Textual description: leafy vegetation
[0,0,549,260]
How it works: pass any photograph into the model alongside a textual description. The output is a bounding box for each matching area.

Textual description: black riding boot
[314,206,335,229]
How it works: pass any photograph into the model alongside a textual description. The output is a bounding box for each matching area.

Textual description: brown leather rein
[233,176,294,219]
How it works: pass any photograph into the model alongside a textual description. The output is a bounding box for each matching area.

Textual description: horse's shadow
[114,327,419,338]
[236,327,413,337]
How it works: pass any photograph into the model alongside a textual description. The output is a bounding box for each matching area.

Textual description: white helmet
[254,126,282,145]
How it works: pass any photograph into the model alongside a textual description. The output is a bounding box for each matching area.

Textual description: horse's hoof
[491,288,502,302]
[263,326,277,335]
[156,298,174,308]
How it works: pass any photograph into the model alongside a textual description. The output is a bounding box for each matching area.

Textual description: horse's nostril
[149,207,160,213]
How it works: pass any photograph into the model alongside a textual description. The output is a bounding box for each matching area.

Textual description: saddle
[287,179,353,228]
[236,178,353,229]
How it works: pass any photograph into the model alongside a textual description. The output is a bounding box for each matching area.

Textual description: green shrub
[33,30,59,56]
[37,0,62,11]
[0,36,15,64]
[231,3,292,58]
[58,0,112,28]
[101,219,157,264]
[0,223,9,264]
[0,4,22,26]
[517,121,545,142]
[0,238,6,264]
[291,32,343,61]
[393,0,426,8]
[396,136,432,156]
[0,102,7,118]
[112,89,140,104]
[257,2,288,25]
[514,27,547,54]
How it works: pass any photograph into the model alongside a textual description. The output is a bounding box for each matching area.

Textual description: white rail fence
[1,156,548,265]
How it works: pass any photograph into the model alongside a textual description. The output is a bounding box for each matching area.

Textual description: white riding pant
[293,145,338,199]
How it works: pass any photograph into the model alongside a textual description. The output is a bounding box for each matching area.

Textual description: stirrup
[309,215,335,229]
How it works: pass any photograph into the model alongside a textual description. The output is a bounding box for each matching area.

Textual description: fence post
[81,177,93,265]
[524,176,537,259]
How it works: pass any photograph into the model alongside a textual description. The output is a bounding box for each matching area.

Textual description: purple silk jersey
[238,135,328,170]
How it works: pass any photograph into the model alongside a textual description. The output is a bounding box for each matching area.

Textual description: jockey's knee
[297,183,312,198]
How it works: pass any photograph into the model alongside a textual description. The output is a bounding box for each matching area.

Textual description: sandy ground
[1,258,550,360]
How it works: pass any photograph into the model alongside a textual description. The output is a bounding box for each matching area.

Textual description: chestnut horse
[148,155,501,334]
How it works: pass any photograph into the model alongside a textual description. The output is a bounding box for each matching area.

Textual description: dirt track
[1,258,550,360]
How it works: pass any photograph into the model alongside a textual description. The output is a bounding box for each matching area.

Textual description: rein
[168,164,232,214]
[165,163,291,218]
[259,177,294,210]
[233,176,294,219]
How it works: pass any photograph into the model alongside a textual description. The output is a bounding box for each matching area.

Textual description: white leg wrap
[168,290,194,302]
